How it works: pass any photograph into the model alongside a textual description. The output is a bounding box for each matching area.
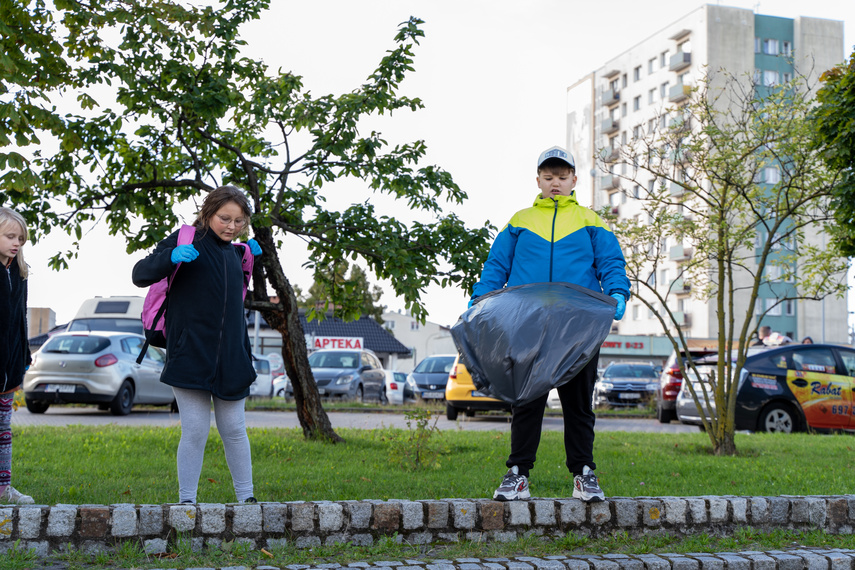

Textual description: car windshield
[67,318,143,334]
[413,356,456,374]
[603,364,658,379]
[308,351,360,369]
[253,359,270,374]
[42,335,111,354]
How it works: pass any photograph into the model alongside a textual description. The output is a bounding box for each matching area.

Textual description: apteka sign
[312,336,364,350]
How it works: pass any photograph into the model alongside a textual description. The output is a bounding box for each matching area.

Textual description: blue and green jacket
[471,193,631,301]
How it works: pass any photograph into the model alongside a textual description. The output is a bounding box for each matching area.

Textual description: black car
[405,354,457,401]
[677,344,855,433]
[594,361,660,408]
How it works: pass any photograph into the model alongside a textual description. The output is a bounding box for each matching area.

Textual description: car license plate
[44,384,75,393]
[317,388,326,395]
[421,391,444,399]
[472,390,490,398]
[619,393,641,399]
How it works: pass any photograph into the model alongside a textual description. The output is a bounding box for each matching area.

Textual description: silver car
[23,331,174,416]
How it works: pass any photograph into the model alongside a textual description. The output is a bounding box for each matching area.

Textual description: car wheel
[275,388,286,398]
[110,380,135,416]
[355,385,364,403]
[25,398,49,414]
[657,405,675,424]
[760,403,797,433]
[446,403,459,421]
[97,403,110,411]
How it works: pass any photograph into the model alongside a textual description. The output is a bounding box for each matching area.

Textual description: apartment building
[566,4,848,343]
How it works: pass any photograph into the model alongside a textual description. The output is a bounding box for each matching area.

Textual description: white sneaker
[0,485,34,505]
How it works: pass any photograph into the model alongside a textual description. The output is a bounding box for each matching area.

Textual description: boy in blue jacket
[470,146,630,502]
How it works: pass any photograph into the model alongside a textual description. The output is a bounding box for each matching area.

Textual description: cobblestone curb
[0,496,853,557]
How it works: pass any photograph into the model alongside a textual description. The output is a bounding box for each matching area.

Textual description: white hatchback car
[249,354,274,398]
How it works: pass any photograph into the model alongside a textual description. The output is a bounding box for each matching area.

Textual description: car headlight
[646,382,659,391]
[335,374,355,385]
[406,374,416,387]
[598,382,614,390]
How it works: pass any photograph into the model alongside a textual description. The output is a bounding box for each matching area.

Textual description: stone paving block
[319,502,345,531]
[787,549,830,570]
[427,502,449,529]
[480,501,504,530]
[291,503,315,532]
[425,565,456,570]
[506,562,535,570]
[262,503,287,533]
[809,498,828,527]
[589,559,620,570]
[691,556,725,570]
[406,531,433,545]
[640,499,663,527]
[295,535,321,548]
[768,497,790,525]
[750,498,769,523]
[708,498,727,523]
[233,504,263,534]
[508,501,531,526]
[663,556,699,570]
[20,540,48,557]
[45,505,76,537]
[613,557,644,570]
[199,503,226,534]
[533,500,556,526]
[565,559,593,570]
[590,501,611,525]
[350,533,374,546]
[743,553,776,570]
[79,506,110,538]
[559,499,586,526]
[402,501,424,530]
[687,499,707,524]
[826,551,855,570]
[716,554,751,570]
[139,505,163,536]
[17,507,42,539]
[168,505,197,533]
[373,503,402,531]
[828,498,848,528]
[144,537,168,554]
[111,505,138,537]
[0,507,12,540]
[663,498,688,525]
[730,498,747,523]
[614,499,638,527]
[266,537,288,549]
[451,501,476,530]
[458,564,484,570]
[792,499,811,523]
[766,552,810,570]
[491,530,518,543]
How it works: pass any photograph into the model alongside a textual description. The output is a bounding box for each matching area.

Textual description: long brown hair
[193,185,252,239]
[0,206,28,279]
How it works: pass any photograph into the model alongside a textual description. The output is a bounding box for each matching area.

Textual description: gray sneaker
[0,485,34,505]
[572,465,605,502]
[493,466,531,501]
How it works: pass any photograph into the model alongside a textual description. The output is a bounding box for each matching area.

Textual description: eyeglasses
[215,214,247,228]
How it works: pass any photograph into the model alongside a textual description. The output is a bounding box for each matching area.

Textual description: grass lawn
[13,422,855,505]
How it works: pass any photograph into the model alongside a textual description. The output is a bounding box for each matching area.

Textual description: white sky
[24,0,855,328]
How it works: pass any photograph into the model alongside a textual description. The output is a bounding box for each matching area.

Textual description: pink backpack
[137,224,254,363]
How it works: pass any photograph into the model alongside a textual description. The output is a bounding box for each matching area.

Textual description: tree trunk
[250,226,343,443]
[712,430,737,456]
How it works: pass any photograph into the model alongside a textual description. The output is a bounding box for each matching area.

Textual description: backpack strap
[136,225,196,365]
[234,242,254,299]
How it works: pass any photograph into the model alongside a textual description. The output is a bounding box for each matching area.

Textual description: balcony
[672,311,692,327]
[601,174,620,190]
[669,51,692,72]
[670,278,692,295]
[601,146,621,163]
[669,83,691,103]
[670,244,693,261]
[669,182,684,196]
[602,88,620,107]
[668,115,691,132]
[601,117,620,135]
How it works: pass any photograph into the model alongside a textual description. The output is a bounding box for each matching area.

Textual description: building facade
[381,310,457,371]
[566,4,848,344]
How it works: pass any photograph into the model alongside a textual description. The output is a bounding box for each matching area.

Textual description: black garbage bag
[451,282,617,407]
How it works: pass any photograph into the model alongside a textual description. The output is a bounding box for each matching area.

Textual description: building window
[386,321,395,330]
[633,65,641,81]
[763,38,779,55]
[764,70,779,87]
[782,41,792,56]
[622,73,628,88]
[633,95,641,111]
[754,37,762,53]
[632,304,640,320]
[609,77,620,92]
[621,102,627,117]
[783,72,792,83]
[648,118,655,134]
[764,166,780,184]
[785,299,795,316]
[766,298,782,316]
[410,321,420,331]
[660,81,669,98]
[648,57,656,74]
[632,125,641,139]
[648,88,656,104]
[753,69,762,85]
[660,50,670,68]
[633,185,641,199]
[609,191,622,208]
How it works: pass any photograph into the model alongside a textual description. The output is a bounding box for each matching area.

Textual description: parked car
[66,296,145,335]
[406,354,457,401]
[249,354,274,398]
[22,331,173,415]
[444,355,512,420]
[676,344,855,433]
[656,347,718,423]
[308,348,385,401]
[546,387,562,410]
[593,361,659,408]
[273,375,292,399]
[383,370,410,404]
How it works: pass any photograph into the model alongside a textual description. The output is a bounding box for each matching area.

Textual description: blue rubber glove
[611,293,626,321]
[171,244,199,264]
[247,238,262,256]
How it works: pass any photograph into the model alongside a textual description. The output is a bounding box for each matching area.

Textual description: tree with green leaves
[2,1,492,442]
[601,71,847,455]
[299,261,386,324]
[813,48,855,256]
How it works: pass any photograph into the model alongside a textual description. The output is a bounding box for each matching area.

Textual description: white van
[66,296,145,335]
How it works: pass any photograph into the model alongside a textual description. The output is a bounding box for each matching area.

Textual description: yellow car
[444,355,512,420]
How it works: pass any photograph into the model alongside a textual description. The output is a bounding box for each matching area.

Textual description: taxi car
[676,343,855,433]
[444,354,512,420]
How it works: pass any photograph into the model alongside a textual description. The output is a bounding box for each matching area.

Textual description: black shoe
[244,496,258,504]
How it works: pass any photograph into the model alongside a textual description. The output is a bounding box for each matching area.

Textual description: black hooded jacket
[132,227,256,400]
[1,260,31,393]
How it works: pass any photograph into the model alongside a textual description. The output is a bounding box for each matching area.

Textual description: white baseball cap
[537,146,575,170]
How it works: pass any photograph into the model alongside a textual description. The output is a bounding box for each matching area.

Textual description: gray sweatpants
[172,387,254,503]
